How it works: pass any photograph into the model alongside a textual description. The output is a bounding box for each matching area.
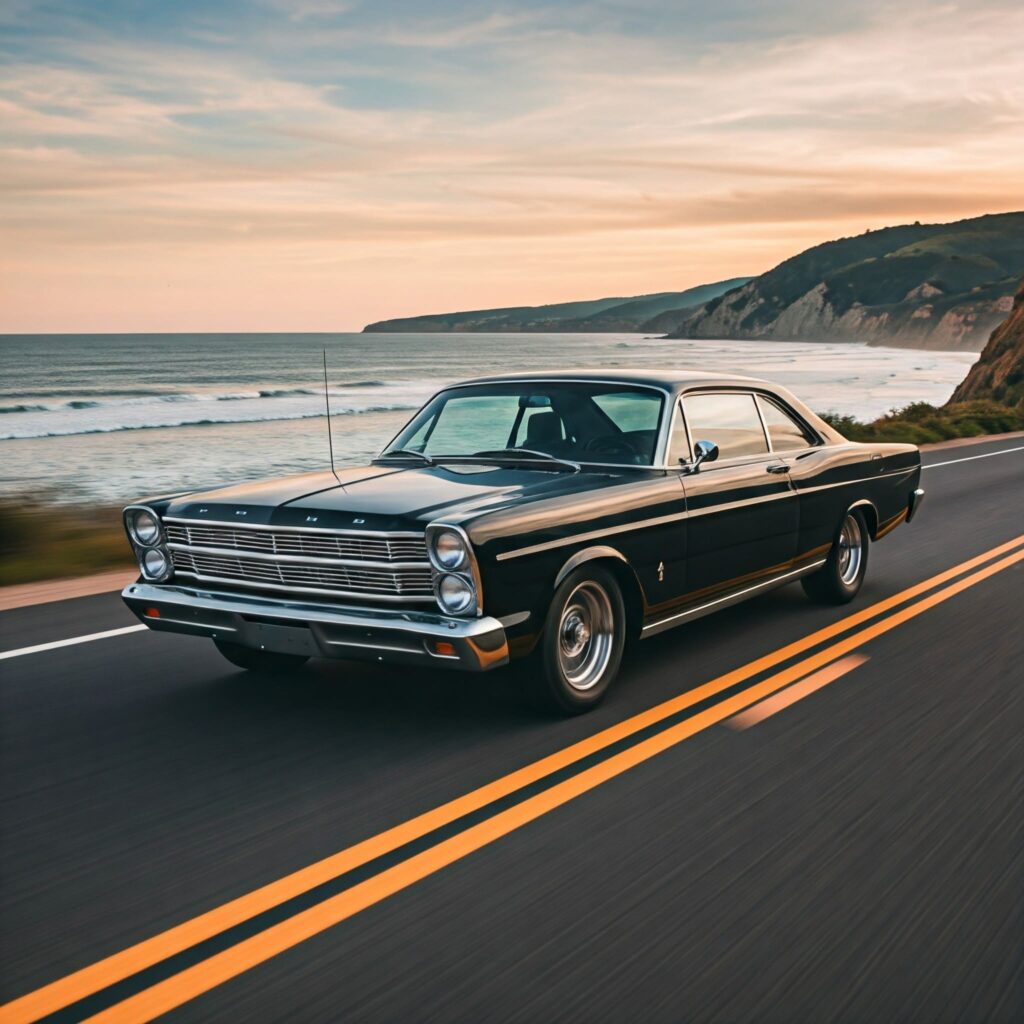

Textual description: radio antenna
[322,348,338,481]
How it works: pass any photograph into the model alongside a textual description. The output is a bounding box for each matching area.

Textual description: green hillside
[672,212,1024,350]
[362,278,750,333]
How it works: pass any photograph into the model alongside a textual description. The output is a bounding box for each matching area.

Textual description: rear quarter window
[757,395,816,451]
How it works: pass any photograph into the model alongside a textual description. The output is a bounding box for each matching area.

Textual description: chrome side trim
[495,509,690,561]
[795,467,915,494]
[495,466,911,563]
[164,516,422,539]
[687,490,794,519]
[495,489,796,562]
[641,559,827,638]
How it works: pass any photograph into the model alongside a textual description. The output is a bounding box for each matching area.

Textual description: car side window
[757,395,815,451]
[667,400,690,464]
[682,393,768,460]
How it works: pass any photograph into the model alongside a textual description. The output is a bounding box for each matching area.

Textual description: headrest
[525,411,563,445]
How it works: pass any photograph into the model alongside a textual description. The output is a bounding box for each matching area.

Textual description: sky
[1,0,1023,333]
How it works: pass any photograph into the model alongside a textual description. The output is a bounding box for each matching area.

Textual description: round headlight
[142,547,170,580]
[129,509,161,546]
[433,529,467,570]
[437,573,475,614]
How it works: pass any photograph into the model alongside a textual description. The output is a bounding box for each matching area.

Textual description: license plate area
[251,622,319,657]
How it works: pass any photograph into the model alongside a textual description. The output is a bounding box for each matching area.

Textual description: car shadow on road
[149,578,852,745]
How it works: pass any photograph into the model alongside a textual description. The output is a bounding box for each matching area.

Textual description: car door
[679,391,799,601]
[754,392,879,564]
[753,392,835,563]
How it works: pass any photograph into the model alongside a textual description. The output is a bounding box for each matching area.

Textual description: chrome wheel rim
[557,581,614,691]
[837,514,863,585]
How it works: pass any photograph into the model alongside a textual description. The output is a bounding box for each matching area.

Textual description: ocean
[0,332,977,503]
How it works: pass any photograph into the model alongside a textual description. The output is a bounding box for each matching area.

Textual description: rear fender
[847,499,879,540]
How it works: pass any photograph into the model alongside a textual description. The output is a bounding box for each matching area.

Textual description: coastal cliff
[949,280,1024,407]
[666,212,1024,351]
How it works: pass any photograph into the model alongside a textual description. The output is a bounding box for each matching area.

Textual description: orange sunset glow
[2,0,1023,332]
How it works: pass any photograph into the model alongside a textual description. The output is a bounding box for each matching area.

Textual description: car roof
[455,368,771,392]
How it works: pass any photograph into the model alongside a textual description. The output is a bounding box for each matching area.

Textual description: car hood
[164,462,643,534]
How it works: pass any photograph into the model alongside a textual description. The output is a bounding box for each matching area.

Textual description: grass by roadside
[0,499,135,587]
[820,400,1024,445]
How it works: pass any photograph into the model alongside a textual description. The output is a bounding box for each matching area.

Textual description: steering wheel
[583,435,637,460]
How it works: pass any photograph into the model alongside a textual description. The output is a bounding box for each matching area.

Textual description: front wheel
[214,640,309,674]
[802,509,870,605]
[534,566,626,714]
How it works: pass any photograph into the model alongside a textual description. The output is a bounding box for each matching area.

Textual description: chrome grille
[165,523,427,563]
[165,520,433,602]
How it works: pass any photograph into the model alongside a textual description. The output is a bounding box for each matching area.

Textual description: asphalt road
[1,438,1022,1023]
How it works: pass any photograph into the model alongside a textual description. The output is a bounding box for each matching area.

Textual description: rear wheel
[802,509,870,605]
[534,566,626,714]
[214,640,309,674]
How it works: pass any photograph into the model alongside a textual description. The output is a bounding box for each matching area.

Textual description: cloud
[1,0,1023,330]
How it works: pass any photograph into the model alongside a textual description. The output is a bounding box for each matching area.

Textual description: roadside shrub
[0,497,134,587]
[819,400,1024,444]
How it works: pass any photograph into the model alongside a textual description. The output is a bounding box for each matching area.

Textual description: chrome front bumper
[122,582,509,671]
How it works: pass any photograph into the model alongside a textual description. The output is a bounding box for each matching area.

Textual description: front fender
[554,544,634,588]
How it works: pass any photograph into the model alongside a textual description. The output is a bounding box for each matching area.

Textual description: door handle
[767,464,790,474]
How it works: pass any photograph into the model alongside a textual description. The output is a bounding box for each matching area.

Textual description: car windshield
[381,382,665,466]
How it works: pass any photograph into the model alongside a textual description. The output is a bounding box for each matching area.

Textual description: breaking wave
[0,403,50,414]
[256,387,318,398]
[0,400,422,440]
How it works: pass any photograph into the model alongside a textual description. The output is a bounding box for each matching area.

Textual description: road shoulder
[0,570,136,612]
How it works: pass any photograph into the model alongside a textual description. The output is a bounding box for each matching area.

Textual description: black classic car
[122,371,924,712]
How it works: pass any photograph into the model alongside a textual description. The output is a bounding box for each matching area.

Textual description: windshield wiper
[466,448,580,472]
[375,448,435,465]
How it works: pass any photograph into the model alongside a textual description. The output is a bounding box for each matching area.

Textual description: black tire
[802,508,870,605]
[532,565,626,714]
[214,640,309,674]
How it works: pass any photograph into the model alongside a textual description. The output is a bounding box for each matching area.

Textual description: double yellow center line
[4,534,1022,1024]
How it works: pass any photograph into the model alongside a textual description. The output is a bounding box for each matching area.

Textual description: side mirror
[682,439,719,473]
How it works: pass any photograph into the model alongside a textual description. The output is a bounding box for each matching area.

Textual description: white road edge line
[0,625,147,662]
[923,445,1024,469]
